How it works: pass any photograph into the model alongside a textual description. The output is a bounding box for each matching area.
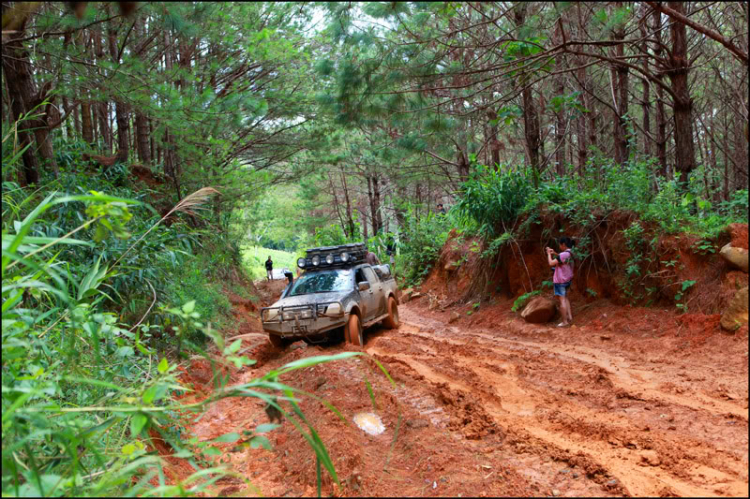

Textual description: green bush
[396,206,452,287]
[455,164,532,237]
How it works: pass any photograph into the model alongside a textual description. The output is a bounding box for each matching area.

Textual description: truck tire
[345,313,364,347]
[383,296,400,329]
[268,334,290,350]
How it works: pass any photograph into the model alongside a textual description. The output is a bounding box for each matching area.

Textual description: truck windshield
[288,270,352,296]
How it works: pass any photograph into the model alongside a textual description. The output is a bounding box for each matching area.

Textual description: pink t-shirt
[553,250,574,284]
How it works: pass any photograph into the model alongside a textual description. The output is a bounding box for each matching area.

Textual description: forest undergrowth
[1,133,373,497]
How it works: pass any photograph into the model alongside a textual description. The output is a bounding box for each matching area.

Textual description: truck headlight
[325,254,334,264]
[324,303,342,317]
[340,252,349,262]
[299,309,313,319]
[282,311,295,321]
[297,257,306,268]
[311,255,320,266]
[263,309,279,322]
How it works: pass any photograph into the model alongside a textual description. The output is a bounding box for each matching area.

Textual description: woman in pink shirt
[546,237,575,327]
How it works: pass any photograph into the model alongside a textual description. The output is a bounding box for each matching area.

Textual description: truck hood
[270,290,350,308]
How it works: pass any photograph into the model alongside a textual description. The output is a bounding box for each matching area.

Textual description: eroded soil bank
[170,278,749,497]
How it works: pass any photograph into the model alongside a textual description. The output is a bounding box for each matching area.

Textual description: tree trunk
[514,3,541,185]
[109,22,130,160]
[372,174,383,234]
[98,102,112,152]
[133,16,151,164]
[2,44,41,185]
[667,1,696,184]
[3,58,40,185]
[149,118,155,163]
[639,6,652,158]
[81,99,94,144]
[723,113,730,200]
[554,19,566,175]
[341,172,356,238]
[611,2,630,165]
[135,113,150,163]
[485,109,501,169]
[652,6,669,175]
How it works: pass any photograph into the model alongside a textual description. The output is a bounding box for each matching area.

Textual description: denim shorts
[554,281,571,297]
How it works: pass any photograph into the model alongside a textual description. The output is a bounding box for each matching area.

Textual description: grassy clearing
[242,246,299,279]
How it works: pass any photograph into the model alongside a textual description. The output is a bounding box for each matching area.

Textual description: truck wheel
[345,313,364,347]
[383,296,400,329]
[268,334,289,350]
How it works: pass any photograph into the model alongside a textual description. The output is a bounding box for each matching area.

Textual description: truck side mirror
[358,281,370,292]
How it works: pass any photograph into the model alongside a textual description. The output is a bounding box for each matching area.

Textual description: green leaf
[122,443,137,455]
[182,300,196,313]
[203,446,223,456]
[211,432,241,443]
[142,385,158,405]
[157,358,169,374]
[681,280,696,291]
[250,436,272,450]
[225,339,242,355]
[131,413,148,436]
[254,423,280,434]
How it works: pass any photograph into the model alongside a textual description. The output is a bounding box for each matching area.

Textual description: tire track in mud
[366,316,749,498]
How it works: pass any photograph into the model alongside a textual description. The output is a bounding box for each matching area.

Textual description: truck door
[362,267,385,317]
[355,267,377,320]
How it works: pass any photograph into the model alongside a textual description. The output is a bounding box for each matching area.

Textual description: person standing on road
[546,237,575,327]
[365,247,381,266]
[265,256,273,281]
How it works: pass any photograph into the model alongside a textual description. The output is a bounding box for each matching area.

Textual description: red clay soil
[155,271,748,497]
[727,223,749,250]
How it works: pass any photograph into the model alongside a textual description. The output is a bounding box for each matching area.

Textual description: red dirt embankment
[422,218,748,318]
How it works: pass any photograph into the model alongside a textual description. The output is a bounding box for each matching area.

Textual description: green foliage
[456,165,532,237]
[396,206,452,287]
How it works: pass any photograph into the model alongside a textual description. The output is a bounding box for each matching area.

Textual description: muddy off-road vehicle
[261,243,400,348]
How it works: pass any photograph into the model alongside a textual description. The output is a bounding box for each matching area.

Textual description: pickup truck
[261,245,399,348]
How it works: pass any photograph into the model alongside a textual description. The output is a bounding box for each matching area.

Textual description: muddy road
[178,284,749,497]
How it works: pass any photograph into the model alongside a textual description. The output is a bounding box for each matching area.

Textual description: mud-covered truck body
[261,243,400,348]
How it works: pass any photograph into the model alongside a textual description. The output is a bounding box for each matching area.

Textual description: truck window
[363,267,379,283]
[355,268,368,284]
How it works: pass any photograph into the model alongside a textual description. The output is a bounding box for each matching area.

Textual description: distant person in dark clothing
[437,203,446,215]
[265,256,273,281]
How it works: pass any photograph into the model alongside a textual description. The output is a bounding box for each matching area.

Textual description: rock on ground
[639,450,661,467]
[521,296,558,324]
[720,243,749,273]
[721,286,749,331]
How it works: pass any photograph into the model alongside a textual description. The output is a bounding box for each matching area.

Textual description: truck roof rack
[298,243,366,270]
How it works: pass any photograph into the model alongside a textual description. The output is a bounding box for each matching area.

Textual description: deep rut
[366,311,749,498]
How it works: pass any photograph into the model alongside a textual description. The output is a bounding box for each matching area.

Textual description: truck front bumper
[261,303,346,339]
